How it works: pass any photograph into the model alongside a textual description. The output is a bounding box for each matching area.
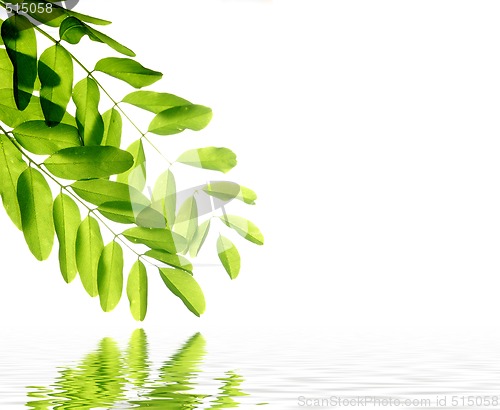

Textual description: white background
[2,0,500,332]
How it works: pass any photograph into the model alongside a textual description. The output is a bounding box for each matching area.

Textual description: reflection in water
[26,330,253,409]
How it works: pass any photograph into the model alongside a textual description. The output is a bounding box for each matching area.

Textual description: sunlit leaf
[71,179,150,207]
[148,105,212,136]
[159,268,206,317]
[217,235,240,279]
[1,15,37,110]
[0,134,27,229]
[219,215,264,245]
[73,77,104,146]
[13,121,81,155]
[203,181,257,205]
[101,108,122,148]
[122,227,186,254]
[116,139,146,192]
[44,146,134,180]
[189,220,211,258]
[95,58,162,88]
[98,241,124,312]
[152,169,176,227]
[122,91,190,114]
[53,193,81,283]
[177,147,237,173]
[76,215,104,297]
[0,49,13,90]
[145,249,193,272]
[98,201,166,228]
[17,168,54,261]
[39,44,73,126]
[127,261,148,322]
[64,9,112,26]
[173,196,198,251]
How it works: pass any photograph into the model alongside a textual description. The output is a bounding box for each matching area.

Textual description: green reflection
[26,330,256,409]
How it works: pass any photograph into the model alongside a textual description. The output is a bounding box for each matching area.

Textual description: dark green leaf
[101,108,122,148]
[95,58,162,88]
[76,215,104,297]
[53,193,80,283]
[1,15,37,110]
[220,215,264,245]
[122,227,186,254]
[173,196,198,251]
[44,146,134,180]
[148,105,213,136]
[152,169,176,227]
[127,260,148,321]
[71,179,150,207]
[116,139,146,192]
[98,241,124,312]
[145,249,193,272]
[0,134,27,229]
[39,44,73,126]
[159,268,206,317]
[122,91,190,113]
[17,167,54,261]
[73,77,104,146]
[60,17,135,57]
[98,201,166,228]
[217,235,240,279]
[13,121,81,155]
[189,220,211,258]
[177,147,237,173]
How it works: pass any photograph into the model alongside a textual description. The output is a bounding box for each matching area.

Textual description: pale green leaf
[127,260,148,321]
[122,91,190,114]
[122,227,186,254]
[73,77,104,146]
[189,220,211,258]
[177,147,237,173]
[217,235,241,279]
[95,58,162,88]
[172,196,198,252]
[39,44,73,126]
[1,15,37,110]
[148,105,213,135]
[219,215,264,245]
[0,134,27,229]
[98,201,166,228]
[0,49,13,90]
[13,121,81,155]
[145,249,193,272]
[116,139,146,192]
[76,215,104,297]
[53,193,81,283]
[17,168,54,261]
[152,169,176,227]
[159,268,206,317]
[101,108,122,148]
[44,146,134,180]
[98,241,124,312]
[203,181,257,205]
[71,179,150,207]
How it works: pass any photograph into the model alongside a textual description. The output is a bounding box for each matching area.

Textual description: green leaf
[116,139,146,192]
[73,77,104,146]
[220,215,264,246]
[122,91,190,114]
[217,235,241,280]
[122,227,187,254]
[152,169,176,227]
[1,15,37,110]
[0,134,27,229]
[44,146,134,180]
[98,201,166,228]
[17,168,54,261]
[64,10,112,26]
[13,121,81,155]
[59,17,135,57]
[71,179,150,207]
[101,108,122,148]
[148,105,213,135]
[172,196,198,251]
[203,181,257,205]
[76,215,104,297]
[17,1,67,28]
[95,58,162,89]
[145,249,193,273]
[159,268,206,317]
[53,194,81,283]
[98,241,124,312]
[127,260,148,321]
[189,220,211,258]
[39,44,73,126]
[177,147,237,173]
[0,49,14,90]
